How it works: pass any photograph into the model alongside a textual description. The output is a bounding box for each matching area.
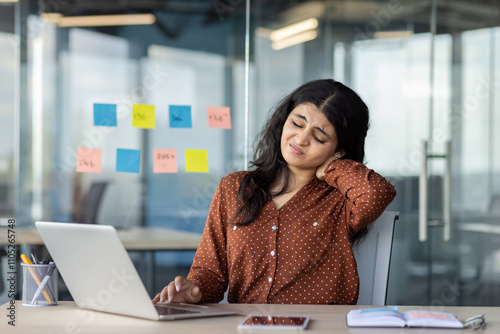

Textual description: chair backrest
[353,211,399,305]
[220,211,399,305]
[0,251,10,304]
[488,194,500,218]
[75,182,108,224]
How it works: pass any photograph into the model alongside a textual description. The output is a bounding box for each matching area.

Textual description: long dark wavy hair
[233,79,370,245]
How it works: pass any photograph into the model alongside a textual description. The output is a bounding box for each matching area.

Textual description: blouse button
[313,222,318,227]
[268,277,273,283]
[270,250,275,256]
[271,226,277,231]
[233,226,237,230]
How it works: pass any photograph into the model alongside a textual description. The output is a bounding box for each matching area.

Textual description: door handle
[419,141,428,242]
[443,141,451,241]
[419,140,452,242]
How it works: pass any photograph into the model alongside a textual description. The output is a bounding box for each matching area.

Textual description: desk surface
[459,222,500,235]
[1,301,498,333]
[0,226,202,251]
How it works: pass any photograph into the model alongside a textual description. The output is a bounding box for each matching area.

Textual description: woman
[153,79,396,305]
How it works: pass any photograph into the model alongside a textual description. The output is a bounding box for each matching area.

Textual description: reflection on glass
[5,0,500,306]
[0,32,15,217]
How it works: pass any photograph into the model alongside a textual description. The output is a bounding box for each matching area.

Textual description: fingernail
[168,296,173,303]
[160,297,164,303]
[176,285,181,292]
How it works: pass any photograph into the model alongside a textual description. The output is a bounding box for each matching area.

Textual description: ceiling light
[272,30,318,50]
[56,14,156,28]
[270,18,318,42]
[374,30,414,39]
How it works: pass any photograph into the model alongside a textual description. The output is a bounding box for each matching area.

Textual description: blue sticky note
[94,103,117,126]
[116,149,140,173]
[169,105,192,128]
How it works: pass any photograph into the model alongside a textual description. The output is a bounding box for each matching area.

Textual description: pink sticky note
[207,106,232,129]
[76,147,102,173]
[153,148,178,173]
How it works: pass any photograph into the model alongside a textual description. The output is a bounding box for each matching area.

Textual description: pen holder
[21,263,58,307]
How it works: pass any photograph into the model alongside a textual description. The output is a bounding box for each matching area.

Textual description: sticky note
[94,103,117,126]
[169,105,192,128]
[116,148,141,173]
[185,149,208,173]
[76,147,102,173]
[207,106,231,129]
[153,148,178,173]
[132,104,155,129]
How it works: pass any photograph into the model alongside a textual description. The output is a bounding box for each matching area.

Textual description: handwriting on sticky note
[207,106,231,129]
[185,149,208,173]
[153,149,178,173]
[76,147,102,173]
[169,105,192,128]
[132,104,155,129]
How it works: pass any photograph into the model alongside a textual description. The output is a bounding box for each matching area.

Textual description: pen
[20,254,53,304]
[31,266,56,304]
[29,253,55,300]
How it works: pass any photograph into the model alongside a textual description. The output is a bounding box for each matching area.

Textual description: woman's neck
[272,167,315,194]
[270,168,314,210]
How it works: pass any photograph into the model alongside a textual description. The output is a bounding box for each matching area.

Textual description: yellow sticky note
[132,104,155,129]
[185,149,208,173]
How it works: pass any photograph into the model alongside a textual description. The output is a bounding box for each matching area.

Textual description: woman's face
[280,103,341,175]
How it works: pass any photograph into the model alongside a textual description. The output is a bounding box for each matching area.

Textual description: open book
[346,307,464,328]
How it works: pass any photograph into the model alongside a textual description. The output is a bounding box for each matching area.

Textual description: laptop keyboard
[155,305,201,315]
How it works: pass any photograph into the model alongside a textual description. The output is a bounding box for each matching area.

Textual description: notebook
[35,221,241,321]
[346,307,464,328]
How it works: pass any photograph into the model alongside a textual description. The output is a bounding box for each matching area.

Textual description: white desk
[0,301,498,333]
[459,222,500,235]
[0,226,202,295]
[0,226,202,250]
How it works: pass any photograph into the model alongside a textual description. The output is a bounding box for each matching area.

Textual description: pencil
[20,254,53,304]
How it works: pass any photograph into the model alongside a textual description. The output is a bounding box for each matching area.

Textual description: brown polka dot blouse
[187,159,396,304]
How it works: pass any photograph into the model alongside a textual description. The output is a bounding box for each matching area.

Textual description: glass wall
[2,0,249,297]
[0,31,15,219]
[0,1,16,221]
[250,0,500,306]
[2,0,500,305]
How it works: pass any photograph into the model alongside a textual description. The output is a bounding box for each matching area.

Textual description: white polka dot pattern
[187,159,396,304]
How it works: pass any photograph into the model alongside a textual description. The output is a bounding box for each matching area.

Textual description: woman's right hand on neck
[152,276,202,304]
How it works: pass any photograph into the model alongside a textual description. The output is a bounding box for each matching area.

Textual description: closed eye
[293,121,326,143]
[314,137,326,144]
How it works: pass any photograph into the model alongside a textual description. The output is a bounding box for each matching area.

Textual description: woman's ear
[334,150,346,159]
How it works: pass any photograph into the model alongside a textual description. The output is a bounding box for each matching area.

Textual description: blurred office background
[1,0,500,306]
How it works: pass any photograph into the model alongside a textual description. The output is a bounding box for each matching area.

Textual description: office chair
[220,211,399,305]
[488,194,500,221]
[74,181,108,224]
[0,250,9,304]
[353,211,399,305]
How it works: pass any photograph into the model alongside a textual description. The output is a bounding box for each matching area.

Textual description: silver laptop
[35,221,241,321]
